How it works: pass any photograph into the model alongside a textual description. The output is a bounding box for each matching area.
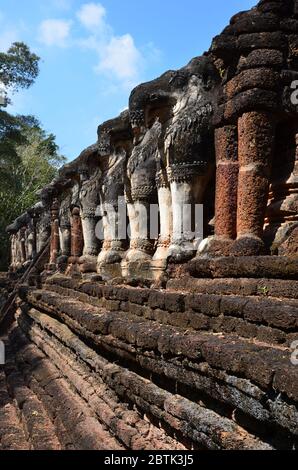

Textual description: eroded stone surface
[2,0,298,452]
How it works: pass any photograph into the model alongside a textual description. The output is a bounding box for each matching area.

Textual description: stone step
[7,326,126,451]
[15,308,274,450]
[43,278,298,347]
[20,287,298,448]
[167,276,298,299]
[0,367,30,450]
[13,319,187,451]
[4,344,62,450]
[0,335,64,450]
[187,256,298,280]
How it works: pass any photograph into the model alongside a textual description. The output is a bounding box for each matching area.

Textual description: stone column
[124,120,159,264]
[199,125,239,257]
[25,218,37,264]
[232,111,275,255]
[68,207,84,270]
[25,226,35,263]
[15,231,23,269]
[152,170,172,263]
[214,126,239,240]
[48,199,60,270]
[264,122,298,256]
[58,218,71,272]
[167,164,208,263]
[97,199,126,266]
[10,234,17,271]
[125,190,155,263]
[59,224,71,258]
[80,207,99,272]
[57,196,71,272]
[36,210,51,253]
[20,227,26,266]
[31,217,37,259]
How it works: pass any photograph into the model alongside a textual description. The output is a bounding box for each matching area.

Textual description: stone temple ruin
[0,0,298,450]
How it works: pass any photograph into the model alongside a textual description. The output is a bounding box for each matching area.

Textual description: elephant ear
[169,71,188,89]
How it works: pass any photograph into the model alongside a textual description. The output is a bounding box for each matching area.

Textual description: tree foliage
[0,42,40,93]
[0,43,65,270]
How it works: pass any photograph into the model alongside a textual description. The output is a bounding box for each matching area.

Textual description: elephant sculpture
[97,111,132,269]
[127,56,219,264]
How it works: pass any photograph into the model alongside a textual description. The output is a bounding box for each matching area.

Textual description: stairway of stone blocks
[1,256,297,450]
[1,0,298,451]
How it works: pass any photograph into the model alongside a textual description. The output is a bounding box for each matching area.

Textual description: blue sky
[1,0,256,160]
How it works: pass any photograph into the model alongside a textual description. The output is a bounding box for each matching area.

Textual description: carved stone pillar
[199,126,238,256]
[80,208,99,272]
[97,159,127,268]
[79,174,100,273]
[215,126,238,240]
[124,120,159,263]
[57,198,71,273]
[24,217,37,265]
[152,169,172,263]
[20,227,26,266]
[48,199,60,270]
[126,198,155,262]
[167,164,209,263]
[67,207,84,271]
[97,199,126,266]
[36,209,51,253]
[125,183,156,263]
[15,231,23,269]
[10,234,17,271]
[264,121,298,256]
[25,225,35,264]
[231,111,275,255]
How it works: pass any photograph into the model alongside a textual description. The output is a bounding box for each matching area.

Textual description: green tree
[0,43,65,270]
[12,119,66,212]
[0,42,39,93]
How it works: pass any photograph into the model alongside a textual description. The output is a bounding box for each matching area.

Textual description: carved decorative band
[84,248,98,256]
[130,238,154,253]
[102,240,112,250]
[171,233,195,244]
[104,199,123,207]
[81,207,97,219]
[37,223,51,232]
[130,110,145,127]
[103,240,125,251]
[60,223,71,230]
[167,162,208,183]
[131,185,156,201]
[156,170,169,189]
[157,237,171,248]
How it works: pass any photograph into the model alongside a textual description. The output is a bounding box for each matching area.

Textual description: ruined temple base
[187,256,298,280]
[0,266,296,450]
[121,260,167,284]
[79,256,97,274]
[98,262,123,281]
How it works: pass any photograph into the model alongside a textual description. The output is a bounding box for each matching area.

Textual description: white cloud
[38,19,72,47]
[76,4,144,87]
[0,28,19,52]
[52,0,73,10]
[96,34,142,84]
[77,3,106,32]
[35,3,160,89]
